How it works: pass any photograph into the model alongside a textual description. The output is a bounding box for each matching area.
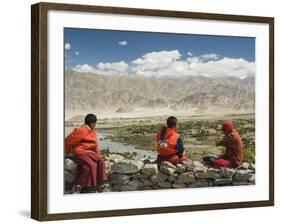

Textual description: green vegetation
[98,114,255,163]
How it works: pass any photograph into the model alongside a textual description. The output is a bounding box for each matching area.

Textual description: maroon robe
[65,125,107,187]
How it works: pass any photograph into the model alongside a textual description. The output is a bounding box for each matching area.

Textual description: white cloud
[72,61,129,75]
[97,61,129,73]
[75,51,80,55]
[72,64,94,73]
[187,51,193,57]
[131,50,181,75]
[71,50,255,79]
[131,50,254,79]
[65,43,71,50]
[118,40,128,46]
[200,53,219,61]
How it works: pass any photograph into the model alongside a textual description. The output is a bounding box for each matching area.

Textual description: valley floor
[65,113,255,163]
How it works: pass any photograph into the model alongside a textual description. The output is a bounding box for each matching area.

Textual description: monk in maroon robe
[211,120,244,168]
[65,114,107,193]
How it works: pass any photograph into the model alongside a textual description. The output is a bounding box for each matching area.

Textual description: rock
[160,162,176,175]
[214,178,232,186]
[105,161,113,174]
[182,159,194,171]
[193,160,204,167]
[142,158,157,164]
[64,158,77,174]
[239,162,250,170]
[117,179,144,191]
[176,164,186,174]
[128,179,144,189]
[208,180,214,187]
[220,167,235,178]
[158,180,172,188]
[195,180,209,187]
[233,170,252,181]
[64,170,75,183]
[107,154,125,163]
[112,184,121,191]
[206,168,221,179]
[141,164,158,176]
[182,159,193,167]
[185,165,194,172]
[141,177,153,186]
[119,185,138,191]
[249,163,256,170]
[109,173,130,185]
[160,166,175,175]
[233,180,249,186]
[249,174,255,184]
[131,173,143,180]
[194,168,220,179]
[168,174,178,182]
[161,161,177,169]
[143,186,154,190]
[111,159,144,174]
[193,161,208,173]
[177,172,195,184]
[172,183,187,188]
[156,172,169,182]
[186,182,199,188]
[150,175,158,184]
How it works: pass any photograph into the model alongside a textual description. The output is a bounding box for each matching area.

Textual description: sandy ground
[65,107,253,121]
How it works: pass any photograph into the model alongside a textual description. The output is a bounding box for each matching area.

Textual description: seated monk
[204,120,243,168]
[156,116,187,165]
[65,114,107,193]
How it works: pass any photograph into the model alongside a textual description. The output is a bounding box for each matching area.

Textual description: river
[65,127,157,159]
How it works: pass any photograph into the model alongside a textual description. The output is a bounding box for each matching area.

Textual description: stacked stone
[64,158,77,192]
[64,154,256,192]
[107,158,255,191]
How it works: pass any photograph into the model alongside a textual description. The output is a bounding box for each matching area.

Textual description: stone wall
[65,153,255,192]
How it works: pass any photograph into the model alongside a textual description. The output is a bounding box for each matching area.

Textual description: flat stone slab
[158,180,172,188]
[141,164,158,176]
[111,159,144,174]
[109,173,130,185]
[177,172,195,184]
[233,170,252,181]
[220,167,235,178]
[214,178,232,186]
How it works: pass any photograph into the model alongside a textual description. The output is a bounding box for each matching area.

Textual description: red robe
[65,125,107,187]
[215,128,244,168]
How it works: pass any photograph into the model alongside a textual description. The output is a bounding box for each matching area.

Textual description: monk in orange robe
[156,116,187,165]
[65,114,107,193]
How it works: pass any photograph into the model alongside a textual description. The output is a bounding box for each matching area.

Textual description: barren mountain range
[65,70,255,115]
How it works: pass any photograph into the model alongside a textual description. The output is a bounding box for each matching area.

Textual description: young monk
[205,120,243,168]
[65,114,107,193]
[156,116,187,165]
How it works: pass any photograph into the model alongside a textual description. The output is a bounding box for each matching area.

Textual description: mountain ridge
[65,70,255,115]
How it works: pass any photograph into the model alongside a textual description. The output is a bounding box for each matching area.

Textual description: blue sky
[64,28,255,79]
